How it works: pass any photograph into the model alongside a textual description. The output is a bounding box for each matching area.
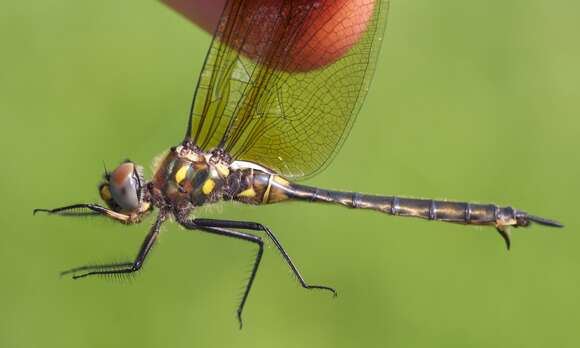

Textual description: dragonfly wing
[187,0,389,178]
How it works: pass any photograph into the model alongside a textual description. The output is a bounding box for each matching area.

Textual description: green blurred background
[1,0,579,347]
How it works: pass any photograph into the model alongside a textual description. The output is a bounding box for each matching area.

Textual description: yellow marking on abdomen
[237,187,256,198]
[202,179,216,195]
[262,175,273,204]
[174,165,189,184]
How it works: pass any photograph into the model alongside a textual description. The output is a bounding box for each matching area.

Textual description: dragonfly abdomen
[230,172,524,226]
[225,168,562,248]
[284,183,562,248]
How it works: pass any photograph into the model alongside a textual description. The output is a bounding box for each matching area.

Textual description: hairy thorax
[151,145,230,211]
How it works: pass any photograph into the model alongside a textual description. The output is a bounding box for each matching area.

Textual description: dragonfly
[34,0,563,328]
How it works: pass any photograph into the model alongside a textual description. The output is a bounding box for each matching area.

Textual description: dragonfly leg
[192,218,337,296]
[63,212,165,279]
[61,262,134,276]
[178,218,263,330]
[33,203,131,224]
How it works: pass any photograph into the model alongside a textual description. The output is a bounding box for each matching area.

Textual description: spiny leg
[61,262,133,276]
[192,218,336,296]
[66,213,165,279]
[178,219,263,329]
[33,203,131,223]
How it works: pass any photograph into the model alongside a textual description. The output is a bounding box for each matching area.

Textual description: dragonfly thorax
[151,145,231,210]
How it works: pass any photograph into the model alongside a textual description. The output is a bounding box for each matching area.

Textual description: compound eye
[108,162,141,211]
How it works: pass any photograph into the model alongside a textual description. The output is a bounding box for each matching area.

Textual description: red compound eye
[108,162,141,212]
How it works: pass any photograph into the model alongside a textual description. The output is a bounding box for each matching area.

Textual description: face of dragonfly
[99,161,146,214]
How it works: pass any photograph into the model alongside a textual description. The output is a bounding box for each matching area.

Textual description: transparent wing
[187,0,389,178]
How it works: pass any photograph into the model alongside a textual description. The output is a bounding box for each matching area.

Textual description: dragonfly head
[99,160,147,214]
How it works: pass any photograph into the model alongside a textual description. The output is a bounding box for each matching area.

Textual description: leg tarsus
[72,264,141,279]
[33,203,132,222]
[304,284,337,297]
[60,262,133,277]
[237,309,243,330]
